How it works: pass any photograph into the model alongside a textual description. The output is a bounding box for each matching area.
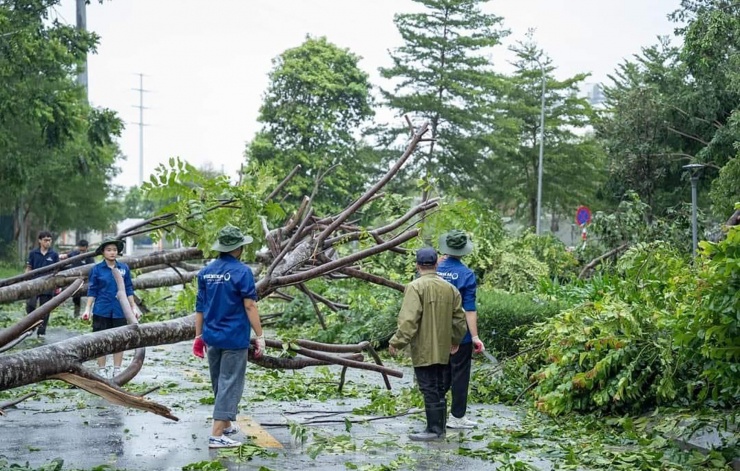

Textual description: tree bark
[0,248,202,304]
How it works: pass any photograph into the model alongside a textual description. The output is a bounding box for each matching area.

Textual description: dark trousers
[414,363,447,406]
[26,294,53,335]
[446,342,473,418]
[72,293,82,316]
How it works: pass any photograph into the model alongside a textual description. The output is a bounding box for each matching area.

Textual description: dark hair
[77,239,89,247]
[37,231,52,240]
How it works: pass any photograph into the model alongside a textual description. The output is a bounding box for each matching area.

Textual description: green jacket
[389,273,468,367]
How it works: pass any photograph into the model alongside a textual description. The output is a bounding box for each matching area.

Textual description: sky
[54,0,682,189]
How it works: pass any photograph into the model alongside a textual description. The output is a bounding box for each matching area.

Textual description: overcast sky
[54,0,681,188]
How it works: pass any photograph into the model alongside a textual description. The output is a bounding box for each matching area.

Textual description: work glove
[81,309,90,321]
[472,336,485,354]
[193,336,207,358]
[254,335,265,359]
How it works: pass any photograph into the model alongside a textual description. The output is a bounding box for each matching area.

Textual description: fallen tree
[0,122,433,419]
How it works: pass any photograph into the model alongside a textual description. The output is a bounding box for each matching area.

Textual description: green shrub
[476,288,562,356]
[524,238,739,416]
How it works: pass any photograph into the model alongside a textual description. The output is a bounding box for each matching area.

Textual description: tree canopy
[0,0,123,245]
[378,0,508,194]
[245,36,376,214]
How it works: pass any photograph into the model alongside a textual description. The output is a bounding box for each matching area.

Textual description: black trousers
[26,294,53,335]
[446,342,473,419]
[414,363,447,406]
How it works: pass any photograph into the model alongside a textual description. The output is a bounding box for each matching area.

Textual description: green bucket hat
[95,237,125,256]
[438,230,473,256]
[211,225,253,252]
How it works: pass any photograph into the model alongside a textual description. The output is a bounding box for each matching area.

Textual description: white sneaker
[208,435,242,448]
[447,415,476,429]
[112,367,122,378]
[98,367,108,378]
[223,424,240,436]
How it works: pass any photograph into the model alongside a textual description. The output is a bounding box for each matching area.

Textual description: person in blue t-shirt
[82,238,141,378]
[25,230,60,337]
[437,230,486,430]
[60,239,95,318]
[193,225,265,449]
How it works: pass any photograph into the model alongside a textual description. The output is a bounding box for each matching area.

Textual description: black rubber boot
[409,402,446,441]
[439,399,447,431]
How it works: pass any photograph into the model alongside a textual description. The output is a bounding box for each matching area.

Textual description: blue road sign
[576,206,591,226]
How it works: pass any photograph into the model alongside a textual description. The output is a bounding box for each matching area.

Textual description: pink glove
[254,335,265,359]
[472,336,485,354]
[193,336,207,358]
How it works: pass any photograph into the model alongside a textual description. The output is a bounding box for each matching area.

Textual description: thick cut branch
[314,122,429,247]
[272,230,418,288]
[579,244,630,279]
[0,248,202,304]
[0,279,83,348]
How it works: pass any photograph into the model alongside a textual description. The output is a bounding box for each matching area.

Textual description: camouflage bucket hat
[94,237,125,256]
[438,230,473,256]
[211,225,253,252]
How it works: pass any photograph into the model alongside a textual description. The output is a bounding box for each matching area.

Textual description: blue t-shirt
[196,254,258,350]
[67,249,95,268]
[27,247,60,295]
[437,257,477,344]
[88,261,135,318]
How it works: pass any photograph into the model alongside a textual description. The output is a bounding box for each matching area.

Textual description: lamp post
[535,60,546,235]
[682,163,705,257]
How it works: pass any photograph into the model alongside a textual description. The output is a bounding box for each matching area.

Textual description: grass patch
[0,262,23,279]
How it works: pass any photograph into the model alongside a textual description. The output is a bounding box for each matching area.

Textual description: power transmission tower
[132,74,149,185]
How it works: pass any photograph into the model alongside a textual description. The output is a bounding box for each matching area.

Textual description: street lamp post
[535,61,546,235]
[683,163,705,257]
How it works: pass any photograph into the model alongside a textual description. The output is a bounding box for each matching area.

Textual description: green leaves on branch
[523,233,739,415]
[142,157,283,257]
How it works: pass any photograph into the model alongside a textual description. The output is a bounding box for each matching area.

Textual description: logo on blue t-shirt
[203,272,231,283]
[438,271,459,280]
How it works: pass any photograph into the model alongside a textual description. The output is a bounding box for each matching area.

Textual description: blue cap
[416,247,438,266]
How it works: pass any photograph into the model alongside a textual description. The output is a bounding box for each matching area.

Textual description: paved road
[0,328,552,470]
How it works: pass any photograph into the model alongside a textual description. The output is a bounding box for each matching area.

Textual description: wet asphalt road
[0,327,553,471]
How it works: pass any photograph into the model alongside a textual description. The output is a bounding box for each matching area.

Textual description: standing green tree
[596,40,692,222]
[671,0,740,169]
[491,39,603,229]
[245,36,376,214]
[378,0,508,195]
[0,0,123,249]
[671,0,740,220]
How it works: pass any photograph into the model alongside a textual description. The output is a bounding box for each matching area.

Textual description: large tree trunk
[0,248,203,304]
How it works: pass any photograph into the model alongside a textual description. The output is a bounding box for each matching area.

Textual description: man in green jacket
[389,247,468,441]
